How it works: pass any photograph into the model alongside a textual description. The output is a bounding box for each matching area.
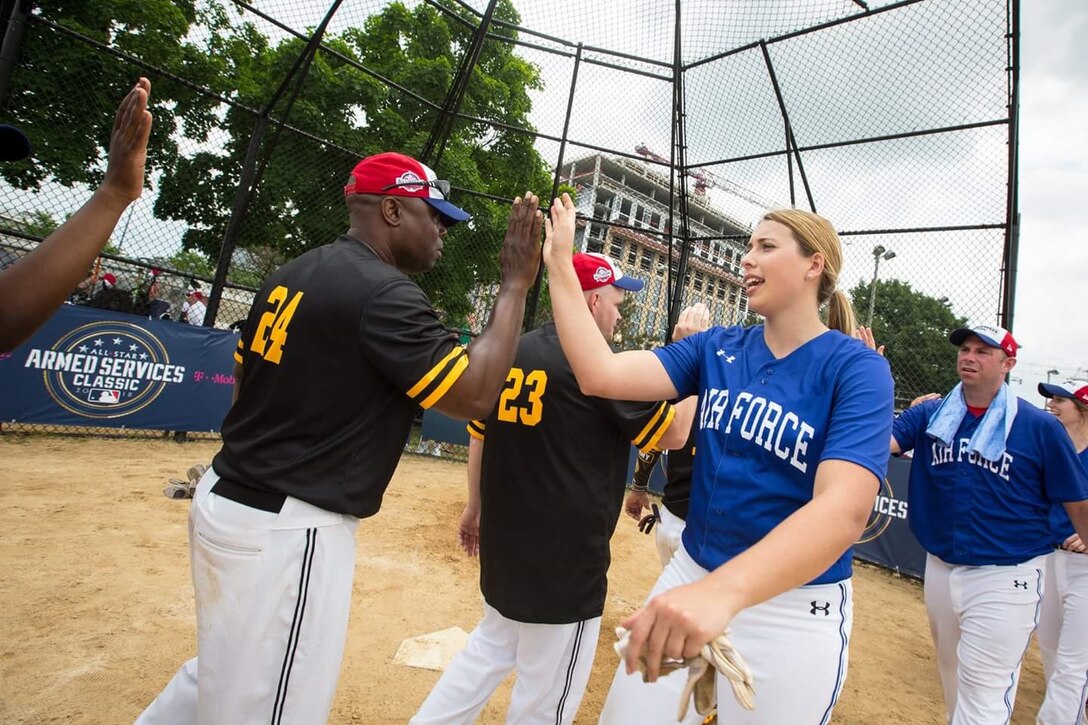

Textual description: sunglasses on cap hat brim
[382,179,451,199]
[379,179,470,226]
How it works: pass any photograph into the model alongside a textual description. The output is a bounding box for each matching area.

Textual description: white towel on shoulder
[925,382,1018,462]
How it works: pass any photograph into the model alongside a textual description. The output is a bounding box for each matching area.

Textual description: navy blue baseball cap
[1038,382,1088,405]
[572,252,644,292]
[0,124,31,161]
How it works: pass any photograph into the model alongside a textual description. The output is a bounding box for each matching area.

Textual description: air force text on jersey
[930,437,1014,481]
[699,388,815,473]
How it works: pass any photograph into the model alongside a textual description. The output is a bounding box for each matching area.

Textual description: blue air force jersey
[892,399,1088,565]
[1048,448,1088,548]
[654,325,894,585]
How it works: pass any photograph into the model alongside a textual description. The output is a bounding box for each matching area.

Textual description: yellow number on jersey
[250,285,304,364]
[496,367,548,426]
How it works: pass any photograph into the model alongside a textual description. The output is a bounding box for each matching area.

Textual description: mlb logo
[89,389,120,405]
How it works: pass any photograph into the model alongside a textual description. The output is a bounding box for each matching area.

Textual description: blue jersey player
[1034,381,1088,725]
[891,325,1088,724]
[543,195,894,724]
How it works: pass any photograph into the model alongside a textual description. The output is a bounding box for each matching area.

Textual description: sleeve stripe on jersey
[406,345,466,400]
[419,354,469,410]
[467,420,485,441]
[233,338,245,365]
[233,351,244,365]
[415,348,470,409]
[632,402,676,453]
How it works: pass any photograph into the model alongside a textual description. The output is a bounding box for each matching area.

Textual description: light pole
[866,245,897,327]
[1047,369,1059,385]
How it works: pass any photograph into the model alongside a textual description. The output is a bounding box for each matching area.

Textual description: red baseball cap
[949,324,1018,358]
[571,252,644,292]
[344,152,470,226]
[1038,382,1088,406]
[101,273,117,288]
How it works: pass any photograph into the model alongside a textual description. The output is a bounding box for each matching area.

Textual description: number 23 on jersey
[250,285,304,364]
[497,368,548,426]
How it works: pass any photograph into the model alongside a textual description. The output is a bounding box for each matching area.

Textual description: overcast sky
[1005,0,1088,402]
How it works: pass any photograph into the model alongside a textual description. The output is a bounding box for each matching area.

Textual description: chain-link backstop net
[0,0,1018,440]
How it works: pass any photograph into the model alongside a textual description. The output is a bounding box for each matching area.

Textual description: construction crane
[634,143,782,211]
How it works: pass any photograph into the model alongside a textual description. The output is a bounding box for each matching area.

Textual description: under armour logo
[810,601,830,616]
[716,350,736,363]
[1013,580,1027,590]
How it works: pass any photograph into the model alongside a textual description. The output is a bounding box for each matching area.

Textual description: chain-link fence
[0,0,1018,439]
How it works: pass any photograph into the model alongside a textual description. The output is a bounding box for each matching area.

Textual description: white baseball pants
[654,505,686,569]
[410,602,600,725]
[924,553,1048,725]
[598,546,853,725]
[135,469,359,725]
[1036,549,1088,725]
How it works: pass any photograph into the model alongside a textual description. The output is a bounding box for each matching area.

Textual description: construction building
[560,151,754,343]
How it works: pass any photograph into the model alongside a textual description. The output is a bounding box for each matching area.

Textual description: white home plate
[392,626,470,671]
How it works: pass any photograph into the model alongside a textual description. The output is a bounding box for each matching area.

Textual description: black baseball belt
[210,478,286,513]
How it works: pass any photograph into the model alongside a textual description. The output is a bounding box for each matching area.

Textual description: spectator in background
[134,268,172,320]
[0,78,152,352]
[182,287,206,326]
[85,273,134,314]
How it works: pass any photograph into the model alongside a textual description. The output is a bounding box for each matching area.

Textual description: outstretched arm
[542,194,677,401]
[0,78,153,352]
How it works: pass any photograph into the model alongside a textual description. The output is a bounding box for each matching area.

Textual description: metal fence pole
[999,0,1021,330]
[204,0,344,326]
[0,0,29,113]
[420,0,499,169]
[525,43,582,331]
[667,0,693,338]
[760,41,816,212]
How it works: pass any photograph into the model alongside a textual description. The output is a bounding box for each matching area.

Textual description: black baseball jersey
[213,236,465,518]
[662,423,696,520]
[470,323,676,624]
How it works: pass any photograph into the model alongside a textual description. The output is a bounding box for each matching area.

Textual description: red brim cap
[572,252,644,292]
[343,151,470,226]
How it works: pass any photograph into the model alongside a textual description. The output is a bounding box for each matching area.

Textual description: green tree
[164,249,214,279]
[850,279,967,406]
[16,210,60,237]
[150,0,552,321]
[1,0,234,191]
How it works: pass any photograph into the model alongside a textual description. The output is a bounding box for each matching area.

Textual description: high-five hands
[499,192,543,292]
[543,193,577,267]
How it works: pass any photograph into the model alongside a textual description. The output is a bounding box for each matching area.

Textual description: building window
[610,240,624,260]
[694,272,704,292]
[640,250,653,273]
[627,247,638,266]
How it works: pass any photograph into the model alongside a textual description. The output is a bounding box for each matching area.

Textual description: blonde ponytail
[825,288,857,337]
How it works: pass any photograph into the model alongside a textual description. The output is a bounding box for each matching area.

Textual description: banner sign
[852,455,926,579]
[0,304,237,432]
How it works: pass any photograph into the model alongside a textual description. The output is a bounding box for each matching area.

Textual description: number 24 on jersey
[250,285,304,364]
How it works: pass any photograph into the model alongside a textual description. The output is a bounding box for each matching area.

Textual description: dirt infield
[0,437,1048,723]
